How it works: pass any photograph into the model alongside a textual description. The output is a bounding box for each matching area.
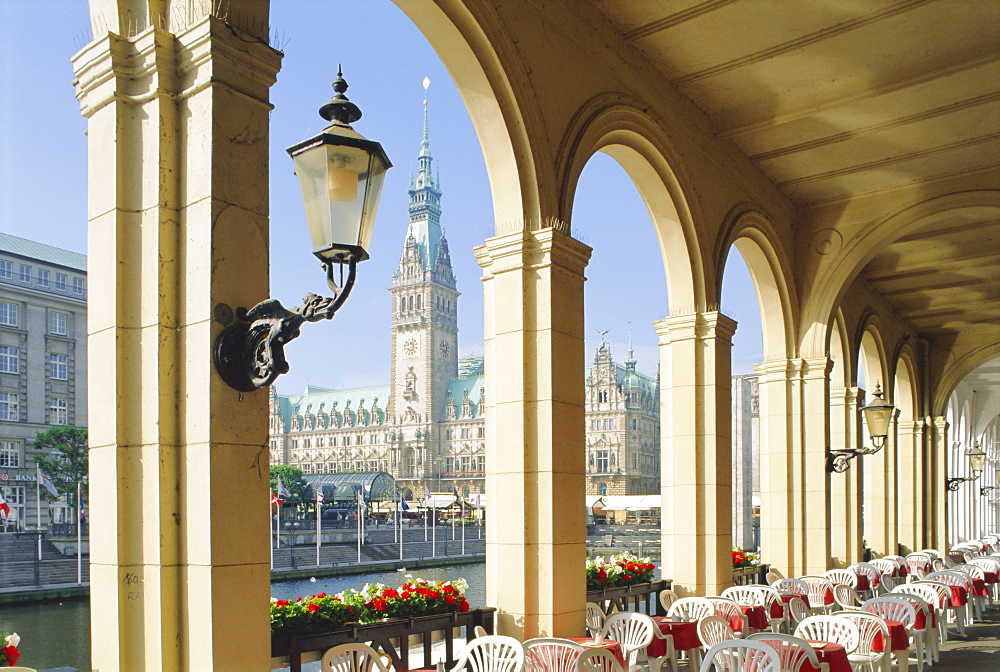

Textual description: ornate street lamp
[980,466,1000,497]
[828,382,896,472]
[214,70,391,391]
[947,442,987,491]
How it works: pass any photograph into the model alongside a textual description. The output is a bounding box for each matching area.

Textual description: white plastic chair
[824,568,858,589]
[586,602,607,638]
[321,643,393,672]
[833,583,862,610]
[706,597,748,636]
[723,585,783,633]
[952,563,988,619]
[766,569,784,586]
[658,589,679,613]
[862,597,922,672]
[696,615,736,651]
[745,632,829,672]
[833,610,889,672]
[967,556,1000,604]
[905,553,932,580]
[885,593,934,667]
[758,585,790,633]
[925,570,971,634]
[596,612,655,672]
[668,597,713,622]
[698,640,781,672]
[576,648,623,672]
[787,596,809,629]
[799,576,835,614]
[793,615,860,655]
[451,635,526,672]
[523,638,583,672]
[849,564,881,599]
[475,625,490,638]
[893,583,943,661]
[913,580,954,643]
[773,578,809,600]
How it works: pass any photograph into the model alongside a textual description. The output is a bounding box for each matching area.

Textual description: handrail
[732,563,770,586]
[271,607,496,672]
[586,579,672,616]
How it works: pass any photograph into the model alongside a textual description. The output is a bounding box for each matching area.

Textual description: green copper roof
[0,232,86,271]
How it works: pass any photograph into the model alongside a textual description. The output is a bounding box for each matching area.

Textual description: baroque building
[269,100,660,499]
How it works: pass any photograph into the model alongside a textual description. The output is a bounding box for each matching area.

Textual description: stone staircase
[0,534,89,588]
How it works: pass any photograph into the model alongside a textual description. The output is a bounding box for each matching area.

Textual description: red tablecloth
[739,605,768,630]
[894,566,909,578]
[949,585,968,607]
[803,641,852,672]
[972,578,988,597]
[649,616,700,655]
[823,588,835,605]
[568,637,626,669]
[769,601,785,619]
[872,619,908,653]
[779,593,802,604]
[856,575,871,592]
[913,608,936,630]
[985,571,998,584]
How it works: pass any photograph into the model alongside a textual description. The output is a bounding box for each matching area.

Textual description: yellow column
[896,420,924,555]
[757,360,795,576]
[657,311,737,596]
[829,388,862,567]
[929,417,950,549]
[863,399,899,558]
[74,17,281,670]
[475,226,592,639]
[797,357,834,575]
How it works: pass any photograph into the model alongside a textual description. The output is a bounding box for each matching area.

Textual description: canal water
[0,563,486,672]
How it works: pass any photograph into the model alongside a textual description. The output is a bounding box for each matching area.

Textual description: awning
[598,495,661,511]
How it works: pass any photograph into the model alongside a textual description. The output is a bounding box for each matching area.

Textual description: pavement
[934,606,1000,671]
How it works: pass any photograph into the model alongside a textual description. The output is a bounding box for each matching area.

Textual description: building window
[0,261,10,279]
[598,482,608,496]
[49,312,68,336]
[596,450,609,473]
[72,277,85,295]
[18,265,31,283]
[0,302,17,327]
[55,273,67,291]
[50,398,68,425]
[477,427,485,438]
[477,455,485,472]
[0,393,18,421]
[0,440,20,468]
[37,269,50,287]
[0,347,17,374]
[49,354,68,380]
[598,390,608,403]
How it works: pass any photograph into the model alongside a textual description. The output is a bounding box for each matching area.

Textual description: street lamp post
[946,442,987,491]
[214,69,391,391]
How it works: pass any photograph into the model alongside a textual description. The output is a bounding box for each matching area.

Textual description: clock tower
[388,84,459,484]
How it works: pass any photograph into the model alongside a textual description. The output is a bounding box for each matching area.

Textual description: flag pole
[270,498,274,570]
[398,495,403,561]
[76,480,82,584]
[356,488,362,564]
[35,466,41,558]
[461,496,465,555]
[432,503,436,558]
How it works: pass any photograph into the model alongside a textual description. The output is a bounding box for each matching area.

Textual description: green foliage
[269,465,309,504]
[33,426,88,501]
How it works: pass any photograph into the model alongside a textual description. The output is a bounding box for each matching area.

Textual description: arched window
[417,294,422,309]
[598,482,608,496]
[408,295,414,311]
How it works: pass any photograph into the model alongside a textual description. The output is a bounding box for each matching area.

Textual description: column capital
[475,225,592,277]
[799,356,833,381]
[653,310,738,344]
[829,386,862,405]
[932,416,950,432]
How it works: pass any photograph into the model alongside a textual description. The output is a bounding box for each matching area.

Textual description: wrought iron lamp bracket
[213,258,357,392]
[828,449,860,473]
[946,476,972,492]
[980,484,1000,497]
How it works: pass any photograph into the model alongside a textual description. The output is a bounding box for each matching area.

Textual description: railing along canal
[731,563,769,586]
[271,608,496,672]
[585,579,672,616]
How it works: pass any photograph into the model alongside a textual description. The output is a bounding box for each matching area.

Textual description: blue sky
[0,0,762,395]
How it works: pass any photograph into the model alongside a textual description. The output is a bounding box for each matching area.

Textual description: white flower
[5,632,19,647]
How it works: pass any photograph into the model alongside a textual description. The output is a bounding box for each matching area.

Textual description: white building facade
[0,233,87,531]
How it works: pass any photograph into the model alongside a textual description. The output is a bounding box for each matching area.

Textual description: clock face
[439,339,450,357]
[403,338,418,356]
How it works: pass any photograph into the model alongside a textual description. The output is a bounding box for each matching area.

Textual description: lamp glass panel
[969,448,987,475]
[293,142,372,255]
[862,405,892,439]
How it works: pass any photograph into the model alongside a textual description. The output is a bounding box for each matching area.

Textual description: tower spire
[417,76,434,190]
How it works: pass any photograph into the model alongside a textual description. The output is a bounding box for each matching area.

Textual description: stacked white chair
[745,633,828,672]
[450,636,525,672]
[596,612,655,672]
[698,640,781,672]
[793,615,860,655]
[833,610,889,672]
[862,597,923,672]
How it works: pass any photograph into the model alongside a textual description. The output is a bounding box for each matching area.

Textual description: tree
[269,465,309,504]
[33,426,88,503]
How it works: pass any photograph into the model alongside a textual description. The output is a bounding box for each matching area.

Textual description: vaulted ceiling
[591,0,999,341]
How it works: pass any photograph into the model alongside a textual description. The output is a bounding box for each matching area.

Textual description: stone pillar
[756,360,795,576]
[74,17,281,670]
[475,227,591,639]
[929,417,950,550]
[797,358,834,574]
[896,420,925,555]
[862,402,899,559]
[657,311,737,596]
[829,387,863,567]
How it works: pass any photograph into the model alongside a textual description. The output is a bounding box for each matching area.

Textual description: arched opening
[858,325,893,556]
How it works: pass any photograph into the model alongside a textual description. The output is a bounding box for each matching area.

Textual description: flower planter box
[586,579,672,616]
[271,607,496,672]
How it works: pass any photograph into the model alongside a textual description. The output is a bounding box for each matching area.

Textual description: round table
[649,617,700,655]
[567,637,626,669]
[802,640,851,672]
[872,619,909,653]
[739,605,768,630]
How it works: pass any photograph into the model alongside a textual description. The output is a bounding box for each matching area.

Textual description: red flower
[401,591,413,599]
[428,590,441,599]
[445,594,456,604]
[383,588,399,599]
[3,646,19,666]
[624,574,633,581]
[275,599,290,608]
[306,603,321,613]
[372,598,388,611]
[458,601,470,612]
[313,592,327,599]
